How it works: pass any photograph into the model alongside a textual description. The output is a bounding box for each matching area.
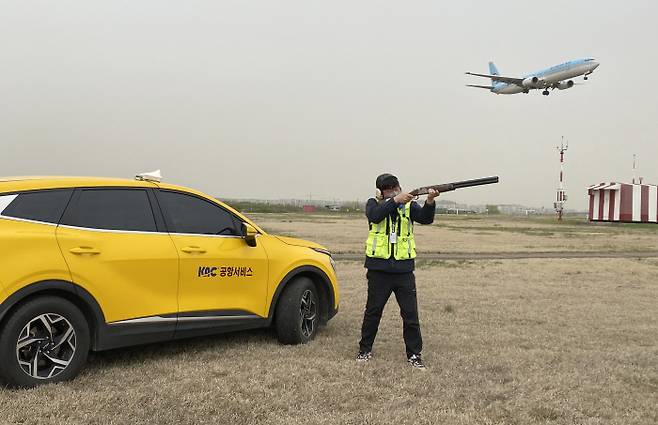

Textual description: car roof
[0,175,156,187]
[0,175,205,191]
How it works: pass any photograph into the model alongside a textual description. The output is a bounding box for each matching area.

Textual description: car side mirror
[242,222,258,247]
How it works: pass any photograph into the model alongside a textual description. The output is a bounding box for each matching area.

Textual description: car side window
[0,189,73,224]
[158,190,240,236]
[61,189,157,232]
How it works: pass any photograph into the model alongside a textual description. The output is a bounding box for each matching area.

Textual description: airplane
[465,58,600,96]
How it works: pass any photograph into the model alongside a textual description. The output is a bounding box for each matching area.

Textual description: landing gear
[542,90,550,96]
[584,76,588,81]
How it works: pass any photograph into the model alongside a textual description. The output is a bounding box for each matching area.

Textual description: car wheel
[0,296,90,388]
[275,277,319,344]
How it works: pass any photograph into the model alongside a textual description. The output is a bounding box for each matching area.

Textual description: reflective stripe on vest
[370,221,381,255]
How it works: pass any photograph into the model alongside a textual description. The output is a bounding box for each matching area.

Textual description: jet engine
[522,76,543,88]
[556,80,575,90]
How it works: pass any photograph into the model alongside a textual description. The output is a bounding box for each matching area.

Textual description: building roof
[588,182,657,190]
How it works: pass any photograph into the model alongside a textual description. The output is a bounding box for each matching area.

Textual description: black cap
[375,173,399,190]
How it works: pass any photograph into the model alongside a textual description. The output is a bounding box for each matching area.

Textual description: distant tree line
[486,205,501,214]
[223,200,302,213]
[224,199,506,216]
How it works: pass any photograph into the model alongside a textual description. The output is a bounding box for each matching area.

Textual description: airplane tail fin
[488,61,499,76]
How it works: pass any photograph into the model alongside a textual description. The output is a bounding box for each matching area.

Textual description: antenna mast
[554,137,568,221]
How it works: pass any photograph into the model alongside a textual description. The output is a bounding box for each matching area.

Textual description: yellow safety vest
[365,202,416,260]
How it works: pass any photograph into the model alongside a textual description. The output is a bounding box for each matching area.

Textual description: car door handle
[181,246,206,254]
[69,247,101,255]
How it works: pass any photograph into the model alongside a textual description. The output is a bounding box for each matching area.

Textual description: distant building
[588,182,658,223]
[302,205,317,213]
[435,200,543,216]
[496,204,527,215]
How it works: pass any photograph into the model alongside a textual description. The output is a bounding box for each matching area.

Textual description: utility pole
[554,136,568,221]
[632,154,644,184]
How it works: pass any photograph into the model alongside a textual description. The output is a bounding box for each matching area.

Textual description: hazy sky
[2,1,657,210]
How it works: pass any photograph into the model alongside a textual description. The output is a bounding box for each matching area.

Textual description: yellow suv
[0,175,338,387]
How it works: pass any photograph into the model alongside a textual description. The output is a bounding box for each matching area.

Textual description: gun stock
[409,176,499,196]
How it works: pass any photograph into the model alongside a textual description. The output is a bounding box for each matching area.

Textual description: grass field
[251,213,658,254]
[1,214,657,424]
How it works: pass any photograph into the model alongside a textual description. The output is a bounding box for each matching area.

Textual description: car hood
[274,236,328,251]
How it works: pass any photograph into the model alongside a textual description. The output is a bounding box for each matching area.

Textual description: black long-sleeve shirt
[364,197,436,273]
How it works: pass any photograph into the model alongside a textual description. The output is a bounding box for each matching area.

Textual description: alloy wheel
[15,313,77,380]
[299,289,317,338]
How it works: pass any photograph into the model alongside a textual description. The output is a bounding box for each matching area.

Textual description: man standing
[357,173,438,369]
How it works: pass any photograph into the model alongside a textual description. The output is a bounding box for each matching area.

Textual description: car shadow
[85,327,278,370]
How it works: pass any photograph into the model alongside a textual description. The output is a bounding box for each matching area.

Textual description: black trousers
[359,269,422,357]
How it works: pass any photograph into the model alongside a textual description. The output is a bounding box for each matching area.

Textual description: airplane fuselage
[492,58,599,94]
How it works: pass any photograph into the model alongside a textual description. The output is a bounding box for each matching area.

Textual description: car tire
[0,296,90,388]
[275,277,319,344]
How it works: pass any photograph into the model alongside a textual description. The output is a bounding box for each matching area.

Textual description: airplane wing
[465,72,524,86]
[466,84,494,90]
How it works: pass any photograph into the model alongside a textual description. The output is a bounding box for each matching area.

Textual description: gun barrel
[410,176,499,196]
[451,176,499,189]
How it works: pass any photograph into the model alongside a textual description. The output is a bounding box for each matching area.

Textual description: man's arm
[366,198,398,223]
[411,200,436,224]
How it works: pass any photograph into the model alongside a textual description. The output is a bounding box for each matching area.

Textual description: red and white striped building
[588,182,658,223]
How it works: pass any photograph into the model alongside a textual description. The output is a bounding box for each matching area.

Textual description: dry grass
[1,214,657,424]
[1,258,656,424]
[253,213,658,254]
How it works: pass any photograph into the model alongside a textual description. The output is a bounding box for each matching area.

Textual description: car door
[56,188,179,324]
[156,190,269,318]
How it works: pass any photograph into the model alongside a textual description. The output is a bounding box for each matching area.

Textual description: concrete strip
[333,251,658,261]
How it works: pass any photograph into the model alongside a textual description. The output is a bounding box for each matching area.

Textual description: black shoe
[356,351,372,362]
[407,354,426,370]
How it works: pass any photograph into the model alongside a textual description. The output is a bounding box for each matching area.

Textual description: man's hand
[393,192,414,204]
[426,188,439,204]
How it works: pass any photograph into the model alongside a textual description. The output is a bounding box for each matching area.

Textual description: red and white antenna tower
[554,136,568,221]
